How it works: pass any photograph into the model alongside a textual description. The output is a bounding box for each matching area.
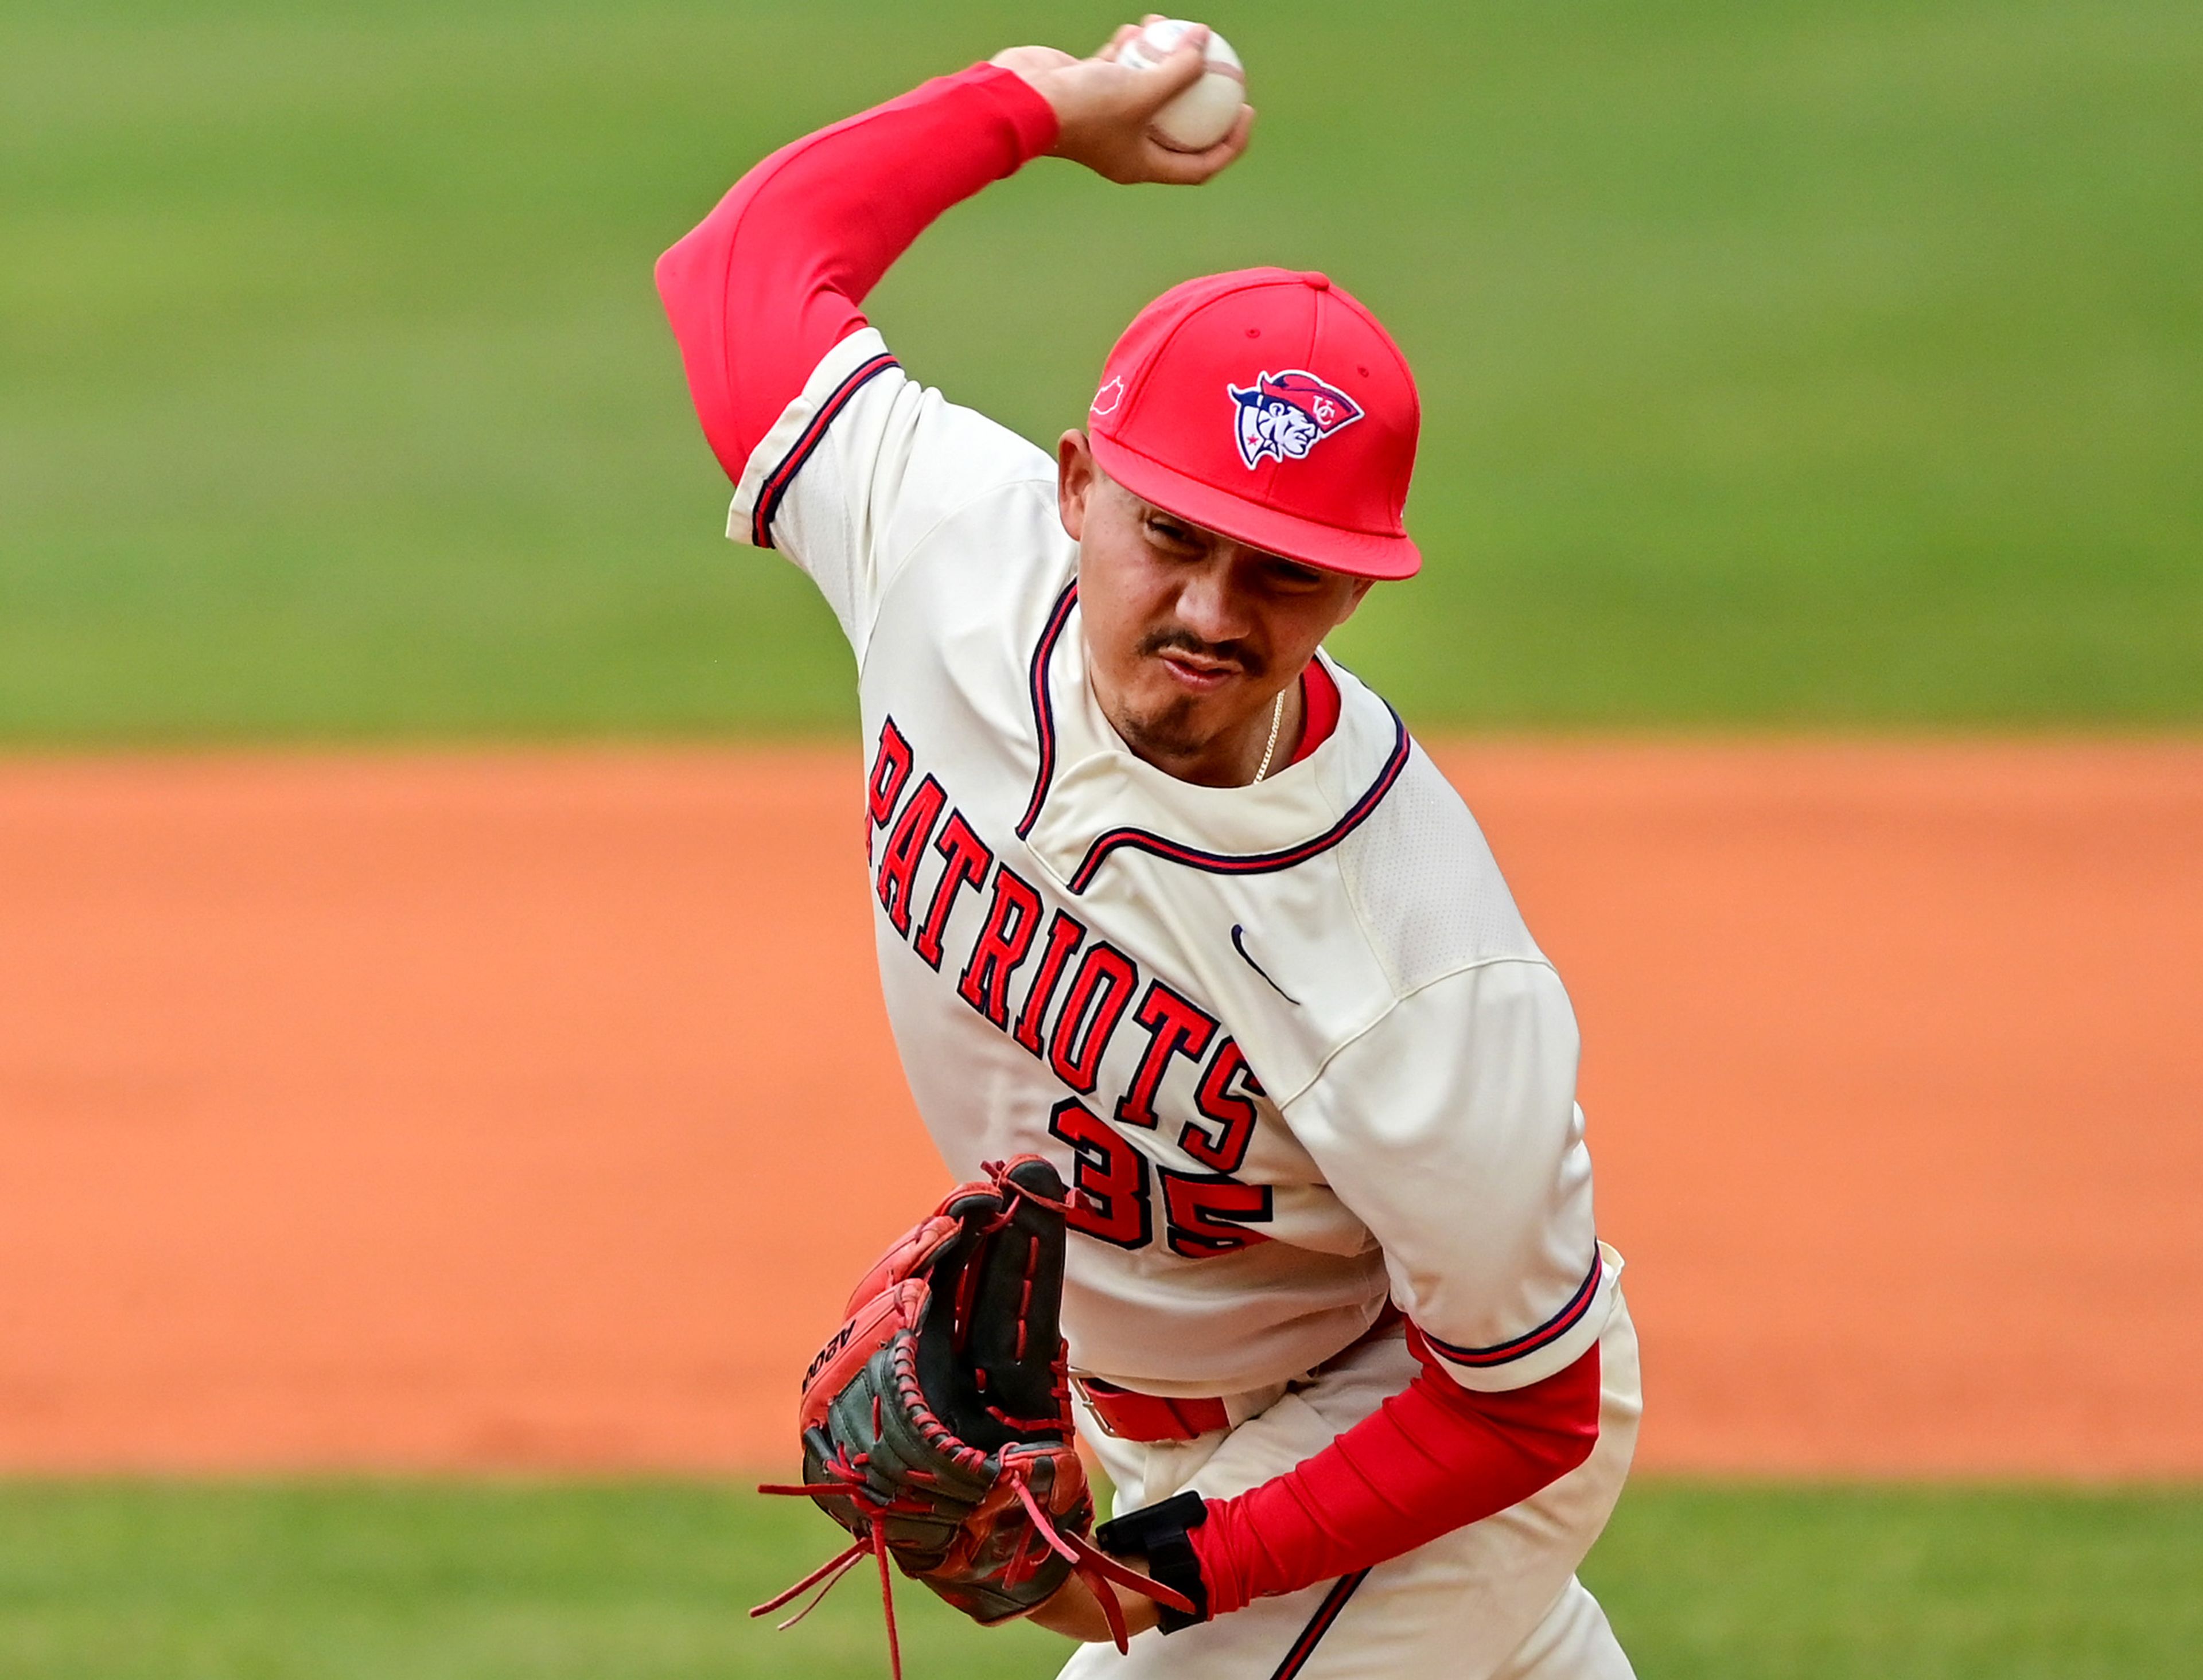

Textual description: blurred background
[2,1,2198,1675]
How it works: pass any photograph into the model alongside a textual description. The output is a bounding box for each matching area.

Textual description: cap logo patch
[1090,375,1126,418]
[1228,369,1363,469]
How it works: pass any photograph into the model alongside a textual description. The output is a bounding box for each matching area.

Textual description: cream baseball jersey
[730,326,1621,1401]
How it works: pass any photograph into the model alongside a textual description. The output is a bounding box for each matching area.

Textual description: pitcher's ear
[1057,429,1097,541]
[1337,576,1377,626]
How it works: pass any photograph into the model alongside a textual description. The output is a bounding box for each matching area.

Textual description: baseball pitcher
[657,21,1641,1679]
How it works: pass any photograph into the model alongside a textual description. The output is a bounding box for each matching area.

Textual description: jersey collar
[1015,583,1410,895]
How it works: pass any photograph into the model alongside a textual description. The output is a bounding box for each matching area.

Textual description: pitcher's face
[1056,430,1371,785]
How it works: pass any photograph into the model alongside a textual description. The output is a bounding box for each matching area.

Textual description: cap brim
[1089,430,1422,582]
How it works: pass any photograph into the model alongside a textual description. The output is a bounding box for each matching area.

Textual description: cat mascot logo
[1227,369,1364,469]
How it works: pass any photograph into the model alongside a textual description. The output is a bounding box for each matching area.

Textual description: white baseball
[1116,18,1245,153]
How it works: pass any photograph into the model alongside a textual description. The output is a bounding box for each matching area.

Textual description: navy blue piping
[749,352,898,548]
[1419,1249,1605,1369]
[1064,708,1411,895]
[1267,1569,1370,1679]
[1015,580,1080,838]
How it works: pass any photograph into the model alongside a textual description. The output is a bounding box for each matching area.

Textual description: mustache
[1135,628,1267,680]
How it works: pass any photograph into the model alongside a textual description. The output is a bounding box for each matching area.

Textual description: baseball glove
[752,1155,1187,1675]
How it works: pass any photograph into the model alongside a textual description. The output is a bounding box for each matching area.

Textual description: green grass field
[1,1481,2197,1678]
[5,0,2199,740]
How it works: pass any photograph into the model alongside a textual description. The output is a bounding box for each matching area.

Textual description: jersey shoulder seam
[853,466,1061,681]
[1326,740,1544,996]
[1270,951,1561,1112]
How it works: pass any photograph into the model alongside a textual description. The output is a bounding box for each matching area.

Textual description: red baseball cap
[1084,267,1422,580]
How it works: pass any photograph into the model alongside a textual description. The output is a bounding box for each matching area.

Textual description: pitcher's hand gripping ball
[753,1157,1189,1675]
[1115,18,1245,152]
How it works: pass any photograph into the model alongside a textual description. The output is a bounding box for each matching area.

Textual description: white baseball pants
[1059,1290,1642,1680]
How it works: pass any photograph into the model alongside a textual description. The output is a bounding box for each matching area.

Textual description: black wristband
[1094,1490,1210,1633]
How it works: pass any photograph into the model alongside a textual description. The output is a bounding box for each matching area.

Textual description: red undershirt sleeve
[654,64,1060,483]
[1188,1335,1601,1617]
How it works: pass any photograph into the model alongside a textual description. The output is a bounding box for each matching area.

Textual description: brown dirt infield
[1,742,2196,1477]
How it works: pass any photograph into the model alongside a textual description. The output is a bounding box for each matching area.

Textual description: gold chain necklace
[1251,688,1286,784]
